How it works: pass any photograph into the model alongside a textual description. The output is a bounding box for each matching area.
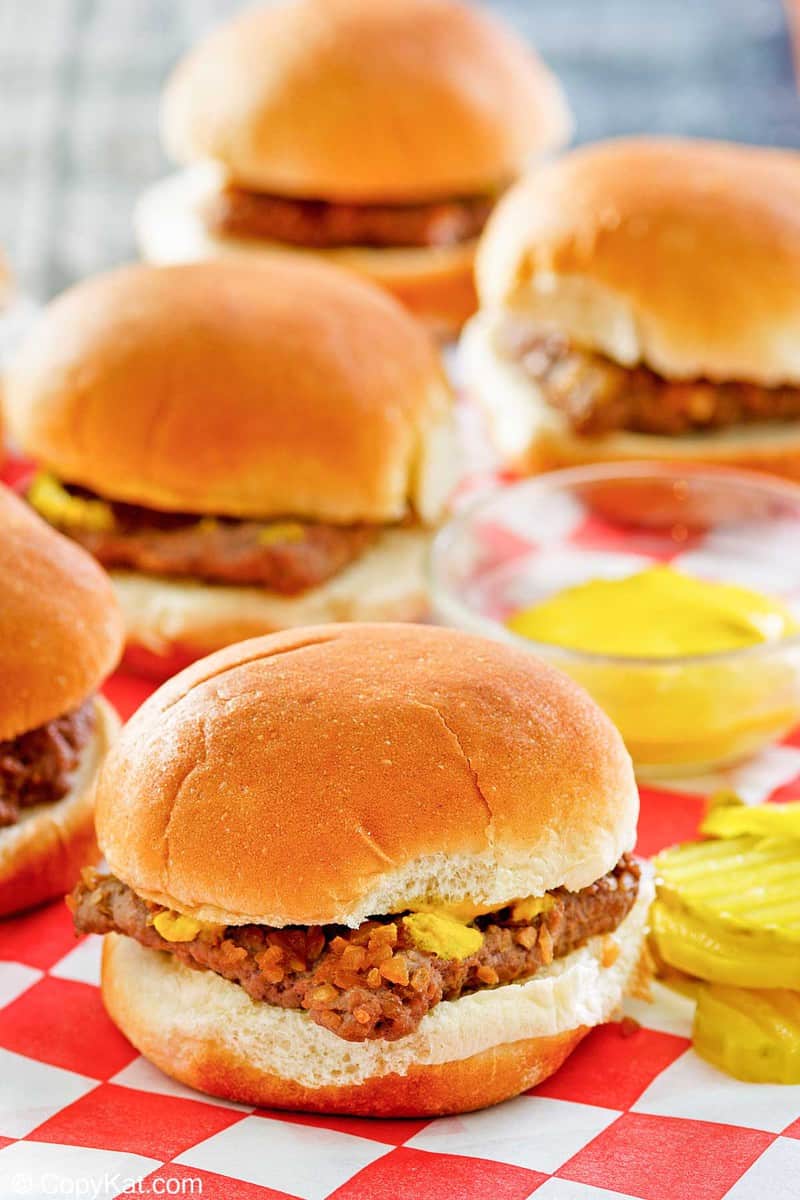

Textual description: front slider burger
[6,258,455,666]
[136,0,571,337]
[465,138,800,478]
[69,623,652,1115]
[0,484,123,915]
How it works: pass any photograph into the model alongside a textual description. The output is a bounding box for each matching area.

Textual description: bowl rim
[430,461,800,669]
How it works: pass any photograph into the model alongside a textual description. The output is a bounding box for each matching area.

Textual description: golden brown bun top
[96,623,638,927]
[0,485,124,739]
[477,137,800,385]
[161,0,571,200]
[6,259,453,523]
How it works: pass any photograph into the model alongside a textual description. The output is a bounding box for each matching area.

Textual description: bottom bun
[101,872,652,1115]
[112,526,431,659]
[0,696,119,917]
[463,314,800,480]
[135,167,478,339]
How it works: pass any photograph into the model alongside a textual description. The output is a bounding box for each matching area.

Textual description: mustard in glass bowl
[430,463,800,779]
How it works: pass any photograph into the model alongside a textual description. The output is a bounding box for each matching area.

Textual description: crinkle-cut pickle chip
[650,899,800,989]
[694,984,800,1084]
[655,835,800,940]
[701,800,800,841]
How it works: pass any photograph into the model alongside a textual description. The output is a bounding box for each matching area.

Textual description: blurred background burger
[464,138,800,479]
[134,0,570,338]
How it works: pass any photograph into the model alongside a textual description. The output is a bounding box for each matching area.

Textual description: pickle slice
[693,984,800,1083]
[659,966,704,1002]
[655,837,800,939]
[701,801,800,841]
[649,900,800,989]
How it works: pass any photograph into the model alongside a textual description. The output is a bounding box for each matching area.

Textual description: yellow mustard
[510,895,554,923]
[28,471,115,532]
[151,910,221,943]
[402,912,483,960]
[257,522,307,546]
[506,566,800,772]
[506,566,797,658]
[406,897,497,923]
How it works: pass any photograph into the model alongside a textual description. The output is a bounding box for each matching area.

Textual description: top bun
[161,0,571,200]
[96,623,637,927]
[477,137,800,386]
[6,259,454,524]
[0,484,124,740]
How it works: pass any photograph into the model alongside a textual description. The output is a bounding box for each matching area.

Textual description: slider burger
[135,0,571,338]
[6,258,455,665]
[0,484,123,916]
[69,623,652,1115]
[465,138,800,477]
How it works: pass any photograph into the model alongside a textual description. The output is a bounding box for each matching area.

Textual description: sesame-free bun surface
[0,485,124,740]
[462,312,800,481]
[0,697,119,917]
[477,138,800,386]
[162,0,570,201]
[100,875,651,1114]
[6,260,454,523]
[96,623,638,928]
[135,166,479,338]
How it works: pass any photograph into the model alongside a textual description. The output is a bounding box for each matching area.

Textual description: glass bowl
[430,464,800,779]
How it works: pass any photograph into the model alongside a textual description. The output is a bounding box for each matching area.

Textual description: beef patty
[70,856,640,1042]
[205,187,496,249]
[497,322,800,437]
[0,699,96,827]
[30,484,378,594]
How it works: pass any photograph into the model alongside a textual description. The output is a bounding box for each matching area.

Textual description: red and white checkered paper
[2,452,800,1199]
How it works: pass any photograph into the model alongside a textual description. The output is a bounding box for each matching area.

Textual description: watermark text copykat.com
[3,1172,203,1198]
